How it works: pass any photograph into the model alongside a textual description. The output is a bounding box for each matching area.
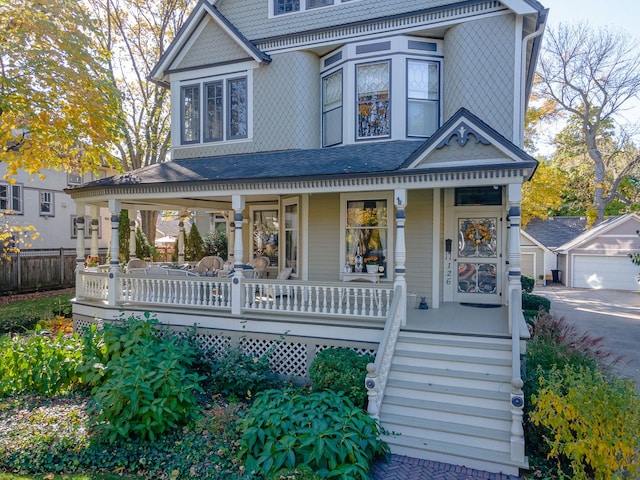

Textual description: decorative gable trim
[401,108,538,178]
[150,0,270,84]
[256,0,508,53]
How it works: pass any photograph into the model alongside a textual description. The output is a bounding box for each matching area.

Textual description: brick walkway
[370,455,524,480]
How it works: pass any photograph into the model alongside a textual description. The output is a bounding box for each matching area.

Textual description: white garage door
[573,255,640,291]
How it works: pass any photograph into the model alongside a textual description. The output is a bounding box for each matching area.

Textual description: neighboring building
[0,167,112,250]
[66,0,549,475]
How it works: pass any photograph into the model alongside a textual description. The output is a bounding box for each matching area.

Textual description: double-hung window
[180,76,248,145]
[0,183,23,214]
[322,70,343,147]
[274,0,354,15]
[407,59,439,137]
[356,61,390,139]
[40,191,54,216]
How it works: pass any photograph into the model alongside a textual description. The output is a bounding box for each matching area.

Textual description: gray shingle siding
[174,18,249,70]
[443,13,515,140]
[217,0,455,41]
[173,51,321,160]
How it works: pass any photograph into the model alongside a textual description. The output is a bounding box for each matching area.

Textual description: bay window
[322,70,343,147]
[181,85,200,144]
[407,59,439,137]
[356,61,390,139]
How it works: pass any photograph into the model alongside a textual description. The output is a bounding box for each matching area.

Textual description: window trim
[322,68,343,147]
[0,182,23,214]
[180,84,201,145]
[271,0,356,17]
[39,190,54,217]
[355,60,392,141]
[339,191,393,278]
[67,172,82,185]
[71,215,102,239]
[406,58,440,138]
[282,197,299,277]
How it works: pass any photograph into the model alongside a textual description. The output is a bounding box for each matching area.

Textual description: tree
[185,223,204,261]
[0,212,38,261]
[521,161,567,227]
[536,23,640,224]
[86,0,194,244]
[0,0,122,178]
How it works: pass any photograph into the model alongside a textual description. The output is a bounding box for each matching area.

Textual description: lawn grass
[0,292,74,321]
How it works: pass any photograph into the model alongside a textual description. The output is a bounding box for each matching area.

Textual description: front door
[454,213,502,304]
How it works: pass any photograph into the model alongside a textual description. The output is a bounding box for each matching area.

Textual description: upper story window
[39,191,54,216]
[67,172,83,185]
[180,74,249,146]
[0,183,23,214]
[356,61,390,139]
[273,0,355,16]
[407,59,439,137]
[321,36,442,147]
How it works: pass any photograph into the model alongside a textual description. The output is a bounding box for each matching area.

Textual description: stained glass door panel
[455,217,501,302]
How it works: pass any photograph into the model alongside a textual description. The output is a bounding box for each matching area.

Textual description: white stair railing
[365,284,404,418]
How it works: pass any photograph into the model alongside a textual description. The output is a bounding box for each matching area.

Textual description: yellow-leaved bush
[530,364,640,480]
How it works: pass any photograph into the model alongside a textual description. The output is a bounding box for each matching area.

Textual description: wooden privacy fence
[0,248,106,295]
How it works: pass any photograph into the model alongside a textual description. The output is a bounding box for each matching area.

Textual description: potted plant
[85,255,100,271]
[364,256,378,273]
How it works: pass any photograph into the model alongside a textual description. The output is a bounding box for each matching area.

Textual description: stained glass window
[357,62,390,138]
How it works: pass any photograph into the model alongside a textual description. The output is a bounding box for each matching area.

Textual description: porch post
[129,219,137,260]
[107,199,121,306]
[507,184,525,463]
[178,218,186,264]
[89,206,99,258]
[231,195,245,315]
[394,189,407,324]
[75,204,86,274]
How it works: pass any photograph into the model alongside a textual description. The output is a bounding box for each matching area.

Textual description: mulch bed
[0,287,75,306]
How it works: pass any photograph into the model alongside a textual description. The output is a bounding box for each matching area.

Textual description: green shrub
[239,389,388,479]
[207,344,273,401]
[520,274,535,293]
[204,229,228,260]
[530,364,640,479]
[79,315,205,443]
[52,298,73,318]
[271,466,323,480]
[0,314,39,334]
[309,348,374,408]
[0,328,83,397]
[522,292,550,312]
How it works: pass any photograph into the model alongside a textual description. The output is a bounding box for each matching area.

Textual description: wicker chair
[194,256,224,275]
[249,256,270,278]
[126,258,148,271]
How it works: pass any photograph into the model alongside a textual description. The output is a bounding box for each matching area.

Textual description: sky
[532,0,640,155]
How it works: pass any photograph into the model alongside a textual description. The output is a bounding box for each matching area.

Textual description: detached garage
[556,213,640,292]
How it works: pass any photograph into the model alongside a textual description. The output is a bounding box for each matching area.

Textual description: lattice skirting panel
[74,317,378,379]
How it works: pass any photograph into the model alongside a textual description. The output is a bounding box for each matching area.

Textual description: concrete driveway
[536,285,640,387]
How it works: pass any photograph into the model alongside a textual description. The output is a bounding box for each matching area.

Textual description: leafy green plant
[204,229,228,260]
[0,314,39,334]
[522,292,550,312]
[0,328,84,397]
[530,364,640,480]
[239,388,388,479]
[52,298,73,318]
[520,274,535,293]
[309,348,374,408]
[79,315,205,442]
[207,344,273,401]
[270,466,323,480]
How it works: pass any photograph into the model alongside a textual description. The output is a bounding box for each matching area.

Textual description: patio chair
[249,256,270,278]
[194,256,224,275]
[126,258,148,271]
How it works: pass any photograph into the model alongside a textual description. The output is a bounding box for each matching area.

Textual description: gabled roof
[149,0,271,85]
[524,217,588,250]
[555,213,640,254]
[520,229,554,254]
[400,108,538,177]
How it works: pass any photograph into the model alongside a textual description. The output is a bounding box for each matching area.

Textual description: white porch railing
[365,284,404,417]
[77,271,392,319]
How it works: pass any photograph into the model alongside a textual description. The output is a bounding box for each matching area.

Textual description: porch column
[231,195,245,315]
[394,189,407,324]
[89,206,99,258]
[227,212,235,265]
[129,219,137,259]
[107,199,121,306]
[178,218,186,264]
[75,204,86,273]
[507,184,525,463]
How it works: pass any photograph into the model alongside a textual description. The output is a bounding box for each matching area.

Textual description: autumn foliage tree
[536,23,640,224]
[0,0,123,178]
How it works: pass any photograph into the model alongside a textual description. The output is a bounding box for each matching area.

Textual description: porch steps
[378,332,527,476]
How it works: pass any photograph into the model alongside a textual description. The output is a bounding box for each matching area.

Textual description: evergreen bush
[520,274,535,293]
[309,347,373,408]
[521,292,550,312]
